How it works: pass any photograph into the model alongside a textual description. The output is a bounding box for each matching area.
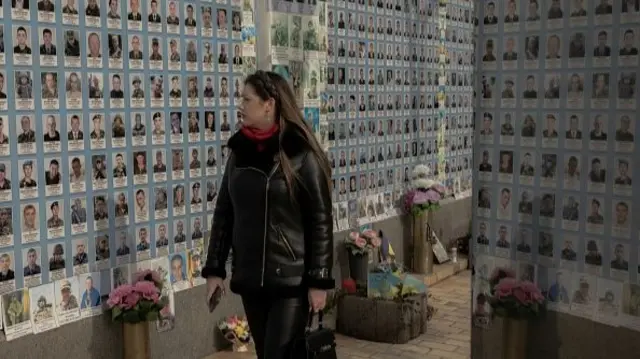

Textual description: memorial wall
[0,0,257,348]
[287,0,475,230]
[472,0,640,357]
[0,0,478,357]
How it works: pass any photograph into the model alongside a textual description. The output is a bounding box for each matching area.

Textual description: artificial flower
[354,236,367,248]
[219,316,252,344]
[411,164,431,178]
[413,177,436,189]
[362,229,377,238]
[107,284,134,308]
[345,231,380,255]
[107,269,168,323]
[122,291,141,310]
[520,281,545,303]
[106,292,123,309]
[494,277,517,298]
[134,280,160,302]
[489,267,516,289]
[361,230,382,248]
[412,190,430,204]
[342,278,357,294]
[489,272,546,320]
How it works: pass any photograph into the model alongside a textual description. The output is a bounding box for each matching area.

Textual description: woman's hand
[308,288,327,312]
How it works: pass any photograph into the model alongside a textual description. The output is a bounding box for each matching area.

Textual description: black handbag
[290,311,337,359]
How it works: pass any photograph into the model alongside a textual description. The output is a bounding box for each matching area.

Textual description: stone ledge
[422,256,469,287]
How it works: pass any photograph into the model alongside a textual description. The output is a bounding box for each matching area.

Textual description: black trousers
[242,293,309,359]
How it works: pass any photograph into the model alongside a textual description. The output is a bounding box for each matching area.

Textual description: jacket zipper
[275,225,297,261]
[259,163,280,287]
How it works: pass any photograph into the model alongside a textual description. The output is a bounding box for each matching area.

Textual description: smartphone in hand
[208,287,223,313]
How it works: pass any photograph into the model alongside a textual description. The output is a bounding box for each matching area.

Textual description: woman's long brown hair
[244,70,332,198]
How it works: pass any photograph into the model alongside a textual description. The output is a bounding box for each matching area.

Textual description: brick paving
[207,271,471,359]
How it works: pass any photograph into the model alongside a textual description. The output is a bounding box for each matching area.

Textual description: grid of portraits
[268,0,329,119]
[472,0,640,330]
[325,0,476,230]
[441,0,475,196]
[0,252,211,339]
[0,0,253,305]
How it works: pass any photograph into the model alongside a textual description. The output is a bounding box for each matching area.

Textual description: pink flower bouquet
[106,269,169,323]
[404,188,445,215]
[488,267,516,293]
[488,267,546,319]
[344,230,382,256]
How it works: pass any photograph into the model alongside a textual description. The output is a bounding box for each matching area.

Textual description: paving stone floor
[206,271,471,359]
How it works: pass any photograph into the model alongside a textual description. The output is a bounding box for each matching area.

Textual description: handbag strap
[306,310,324,332]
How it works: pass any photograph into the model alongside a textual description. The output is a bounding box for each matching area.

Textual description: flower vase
[411,211,434,274]
[347,252,369,287]
[502,318,527,359]
[123,322,151,359]
[232,343,249,352]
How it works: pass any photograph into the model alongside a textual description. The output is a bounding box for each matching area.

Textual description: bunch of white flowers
[411,164,436,190]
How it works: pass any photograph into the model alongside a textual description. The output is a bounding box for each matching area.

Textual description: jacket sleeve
[300,152,335,290]
[201,156,234,279]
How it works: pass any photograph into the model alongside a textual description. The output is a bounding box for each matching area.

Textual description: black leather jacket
[202,129,335,295]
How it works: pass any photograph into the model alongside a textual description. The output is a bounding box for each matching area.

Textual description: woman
[202,71,334,358]
[173,184,184,206]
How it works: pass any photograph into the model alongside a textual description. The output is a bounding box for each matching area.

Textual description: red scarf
[240,124,279,151]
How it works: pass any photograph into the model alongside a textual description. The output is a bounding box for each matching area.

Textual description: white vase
[232,343,249,352]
